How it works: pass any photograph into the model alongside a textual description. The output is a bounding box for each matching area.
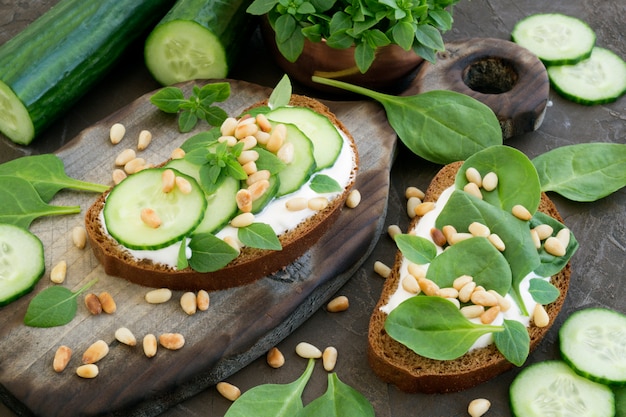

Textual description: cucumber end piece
[0,81,35,145]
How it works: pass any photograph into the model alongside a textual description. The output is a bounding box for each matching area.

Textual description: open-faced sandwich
[85,92,358,291]
[368,145,578,393]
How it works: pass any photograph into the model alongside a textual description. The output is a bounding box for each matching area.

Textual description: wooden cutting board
[0,79,396,417]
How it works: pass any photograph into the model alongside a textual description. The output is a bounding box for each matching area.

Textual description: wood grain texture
[0,79,396,417]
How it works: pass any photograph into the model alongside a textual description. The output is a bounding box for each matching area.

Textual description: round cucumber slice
[547,47,626,105]
[512,13,595,66]
[0,223,45,306]
[559,307,626,386]
[103,168,207,250]
[510,360,615,417]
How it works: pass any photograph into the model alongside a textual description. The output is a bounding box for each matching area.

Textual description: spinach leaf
[394,234,438,265]
[297,373,375,417]
[0,176,81,229]
[532,143,626,202]
[493,319,530,366]
[528,278,560,304]
[225,358,315,417]
[311,76,502,165]
[0,154,108,202]
[238,223,282,250]
[385,296,503,360]
[530,212,579,277]
[24,279,97,327]
[268,74,292,109]
[426,237,511,296]
[188,233,239,272]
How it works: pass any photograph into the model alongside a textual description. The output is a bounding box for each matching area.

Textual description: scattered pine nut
[470,290,499,307]
[461,305,485,319]
[248,179,270,202]
[430,227,447,247]
[266,347,285,369]
[406,196,421,218]
[402,275,420,294]
[223,235,241,254]
[256,113,272,132]
[140,208,162,228]
[277,142,295,164]
[530,229,541,249]
[241,160,258,176]
[327,295,349,312]
[98,291,116,314]
[453,275,473,291]
[446,297,461,309]
[407,263,426,280]
[109,123,126,144]
[254,130,271,145]
[468,222,490,238]
[231,212,255,228]
[418,277,439,296]
[544,237,566,257]
[481,172,498,191]
[387,224,402,239]
[488,289,511,312]
[533,303,550,327]
[72,226,88,249]
[180,292,197,315]
[143,334,158,358]
[405,186,425,200]
[115,148,136,166]
[442,225,457,243]
[512,204,532,221]
[266,124,286,152]
[295,342,322,359]
[112,168,127,184]
[170,147,186,160]
[322,346,338,372]
[197,290,210,311]
[124,157,146,174]
[161,169,176,193]
[465,167,482,187]
[374,261,391,278]
[236,189,253,212]
[82,340,109,364]
[234,119,259,139]
[480,305,501,324]
[84,293,102,315]
[247,169,270,185]
[463,182,483,199]
[488,233,506,252]
[308,197,329,211]
[345,189,361,208]
[53,345,72,373]
[159,333,185,350]
[76,364,99,379]
[145,288,172,304]
[533,224,554,240]
[137,130,152,150]
[175,176,192,194]
[468,398,491,417]
[458,281,477,303]
[437,287,459,299]
[237,149,260,165]
[220,117,238,136]
[449,232,473,245]
[50,260,67,284]
[285,197,308,211]
[115,327,137,346]
[556,228,570,248]
[217,382,241,402]
[414,202,436,217]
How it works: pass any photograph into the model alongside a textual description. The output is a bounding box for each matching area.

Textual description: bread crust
[367,161,571,393]
[85,95,358,291]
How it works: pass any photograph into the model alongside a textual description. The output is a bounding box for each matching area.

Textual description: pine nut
[533,303,550,327]
[266,123,286,152]
[124,157,146,174]
[323,346,338,371]
[295,342,322,359]
[415,202,436,217]
[217,382,241,402]
[53,345,72,372]
[218,135,237,146]
[430,227,447,247]
[145,288,172,304]
[76,364,99,379]
[84,293,102,315]
[442,225,457,243]
[387,224,402,239]
[481,172,498,191]
[488,289,511,312]
[405,186,425,200]
[471,290,499,307]
[533,224,554,240]
[109,123,126,144]
[237,150,259,165]
[220,117,238,136]
[115,148,136,166]
[50,260,67,284]
[327,295,349,312]
[266,347,285,368]
[242,160,257,176]
[308,197,329,211]
[406,196,422,218]
[72,226,87,249]
[453,275,474,291]
[115,327,137,346]
[223,235,241,254]
[175,176,192,194]
[234,120,258,139]
[112,168,127,184]
[98,291,116,314]
[418,277,440,296]
[449,232,473,245]
[277,142,295,164]
[468,398,491,417]
[231,212,255,228]
[556,228,570,248]
[346,189,361,208]
[407,263,426,280]
[447,298,461,309]
[197,290,210,311]
[374,261,391,278]
[143,334,157,358]
[140,208,162,228]
[159,333,185,350]
[180,292,197,315]
[256,113,273,132]
[459,281,477,303]
[512,204,532,221]
[236,189,253,212]
[437,287,459,299]
[240,135,257,150]
[488,233,506,251]
[137,130,152,150]
[254,130,271,145]
[170,147,186,159]
[247,169,270,185]
[468,222,490,237]
[465,167,482,187]
[464,182,483,199]
[82,340,109,364]
[480,305,501,324]
[402,275,420,294]
[162,169,176,193]
[530,229,541,248]
[461,305,485,319]
[248,179,270,201]
[544,237,566,257]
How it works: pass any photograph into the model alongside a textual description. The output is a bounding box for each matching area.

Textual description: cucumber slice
[0,224,45,306]
[559,307,626,386]
[510,360,615,417]
[103,168,207,250]
[512,13,596,65]
[547,47,626,105]
[273,123,317,197]
[267,106,343,170]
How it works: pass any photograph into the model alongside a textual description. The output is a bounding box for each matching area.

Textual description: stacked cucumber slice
[512,13,626,105]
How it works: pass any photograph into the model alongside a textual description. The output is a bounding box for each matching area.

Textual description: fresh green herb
[199,141,248,193]
[24,279,97,327]
[309,174,342,193]
[177,236,189,270]
[188,233,239,272]
[528,278,560,304]
[0,154,108,202]
[225,358,315,417]
[238,223,282,250]
[532,142,626,202]
[493,319,530,367]
[297,373,375,417]
[0,176,81,229]
[150,83,230,132]
[394,234,437,265]
[268,74,292,109]
[180,129,221,154]
[255,147,287,174]
[530,211,579,277]
[312,77,502,164]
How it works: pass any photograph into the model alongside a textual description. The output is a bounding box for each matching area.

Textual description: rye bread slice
[367,161,571,393]
[85,95,358,291]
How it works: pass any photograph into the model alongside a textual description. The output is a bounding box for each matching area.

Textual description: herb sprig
[24,279,98,327]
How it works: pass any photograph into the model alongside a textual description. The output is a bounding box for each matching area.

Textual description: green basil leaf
[179,111,198,133]
[150,86,186,113]
[238,223,282,250]
[310,174,342,193]
[385,296,502,360]
[269,74,293,109]
[394,234,437,264]
[198,82,230,103]
[202,106,229,127]
[180,130,220,154]
[188,233,239,272]
[493,319,530,367]
[255,147,287,174]
[177,237,189,270]
[528,278,560,304]
[24,279,97,327]
[246,0,279,15]
[296,373,375,417]
[414,23,445,51]
[392,21,415,50]
[530,211,579,277]
[354,41,376,73]
[532,143,626,202]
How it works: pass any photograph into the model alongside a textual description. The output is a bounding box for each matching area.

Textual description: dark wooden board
[0,79,396,417]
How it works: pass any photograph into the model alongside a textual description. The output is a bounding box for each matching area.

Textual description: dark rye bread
[367,161,571,393]
[85,95,358,291]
